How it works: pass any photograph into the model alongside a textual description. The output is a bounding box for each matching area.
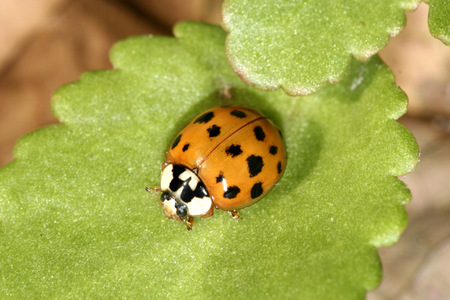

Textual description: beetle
[147,105,286,229]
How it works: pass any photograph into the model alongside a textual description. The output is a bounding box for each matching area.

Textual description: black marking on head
[168,164,209,203]
[194,111,214,124]
[278,129,283,140]
[207,125,221,137]
[182,143,190,152]
[251,182,263,199]
[180,178,194,202]
[223,186,241,199]
[254,126,265,141]
[247,155,264,177]
[225,144,243,157]
[169,164,186,192]
[277,161,282,174]
[230,110,247,118]
[171,134,182,149]
[171,164,185,178]
[193,183,208,198]
[269,145,278,155]
[175,202,187,219]
[179,177,209,203]
[216,173,224,183]
[161,190,172,202]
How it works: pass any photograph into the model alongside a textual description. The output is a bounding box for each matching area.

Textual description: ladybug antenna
[145,187,162,204]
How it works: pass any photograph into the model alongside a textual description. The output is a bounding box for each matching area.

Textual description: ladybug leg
[145,187,163,205]
[180,215,194,230]
[229,210,241,220]
[169,211,194,230]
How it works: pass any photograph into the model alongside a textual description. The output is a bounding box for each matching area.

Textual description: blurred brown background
[0,1,449,298]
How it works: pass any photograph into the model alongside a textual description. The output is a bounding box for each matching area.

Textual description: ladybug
[147,105,286,229]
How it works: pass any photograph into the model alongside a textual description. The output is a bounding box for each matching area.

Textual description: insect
[147,105,286,230]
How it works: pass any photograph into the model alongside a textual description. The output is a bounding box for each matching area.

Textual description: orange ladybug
[147,106,286,229]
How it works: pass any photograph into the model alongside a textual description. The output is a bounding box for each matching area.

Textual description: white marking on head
[187,196,212,216]
[188,176,199,191]
[179,171,191,181]
[161,164,173,190]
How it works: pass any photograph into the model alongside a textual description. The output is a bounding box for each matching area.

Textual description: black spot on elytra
[216,173,224,183]
[169,164,185,191]
[277,161,282,174]
[225,144,243,157]
[230,110,247,118]
[223,186,240,199]
[251,182,263,199]
[182,143,190,152]
[254,126,265,141]
[194,111,214,124]
[247,155,263,177]
[171,134,182,149]
[278,129,283,140]
[269,145,278,155]
[207,125,221,137]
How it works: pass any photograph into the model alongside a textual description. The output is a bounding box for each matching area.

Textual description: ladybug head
[160,190,189,222]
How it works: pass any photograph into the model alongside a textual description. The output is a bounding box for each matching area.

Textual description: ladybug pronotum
[147,105,286,229]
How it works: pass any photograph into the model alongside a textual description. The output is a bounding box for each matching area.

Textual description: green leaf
[222,0,420,96]
[0,22,418,298]
[427,0,450,45]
